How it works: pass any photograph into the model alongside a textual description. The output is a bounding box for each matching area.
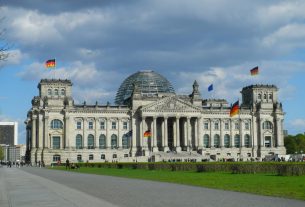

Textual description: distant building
[0,122,18,145]
[0,144,26,162]
[25,71,286,165]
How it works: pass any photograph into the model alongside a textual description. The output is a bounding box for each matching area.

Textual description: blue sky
[0,0,305,144]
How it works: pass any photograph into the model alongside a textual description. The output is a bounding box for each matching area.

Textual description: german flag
[144,130,152,138]
[230,100,239,117]
[45,59,56,68]
[250,66,259,76]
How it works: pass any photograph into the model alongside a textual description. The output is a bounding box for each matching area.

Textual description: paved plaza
[0,166,305,207]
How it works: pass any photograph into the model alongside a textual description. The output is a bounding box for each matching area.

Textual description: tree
[0,146,4,161]
[284,134,305,154]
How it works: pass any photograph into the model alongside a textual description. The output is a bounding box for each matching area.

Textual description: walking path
[1,166,305,207]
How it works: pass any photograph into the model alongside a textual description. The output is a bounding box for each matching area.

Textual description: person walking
[65,159,70,170]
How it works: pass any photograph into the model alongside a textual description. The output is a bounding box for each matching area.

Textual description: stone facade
[25,73,286,165]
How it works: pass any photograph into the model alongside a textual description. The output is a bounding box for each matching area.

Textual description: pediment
[141,96,202,113]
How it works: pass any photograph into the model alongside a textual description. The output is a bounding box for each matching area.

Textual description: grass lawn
[50,166,305,201]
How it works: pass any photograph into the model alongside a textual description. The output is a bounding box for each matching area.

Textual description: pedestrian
[65,158,70,170]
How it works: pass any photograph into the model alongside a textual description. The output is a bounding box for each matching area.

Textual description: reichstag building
[25,70,286,165]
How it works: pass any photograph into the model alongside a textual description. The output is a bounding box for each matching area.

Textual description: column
[161,118,164,150]
[106,118,111,149]
[142,116,147,150]
[187,117,191,151]
[131,116,137,156]
[240,119,243,148]
[95,118,98,149]
[139,118,143,148]
[152,117,158,152]
[83,118,87,149]
[173,118,176,150]
[44,114,49,148]
[276,118,282,147]
[38,114,44,149]
[220,119,223,148]
[31,115,37,149]
[176,117,181,152]
[259,118,264,147]
[64,115,70,149]
[118,119,122,149]
[163,117,169,151]
[198,117,203,149]
[194,118,198,149]
[230,119,234,147]
[210,120,214,148]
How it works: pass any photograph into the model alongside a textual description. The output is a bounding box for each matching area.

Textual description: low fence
[75,162,305,176]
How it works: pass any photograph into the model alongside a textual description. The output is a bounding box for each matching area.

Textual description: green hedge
[75,162,305,176]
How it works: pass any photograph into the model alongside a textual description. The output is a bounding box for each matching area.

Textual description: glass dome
[115,70,175,105]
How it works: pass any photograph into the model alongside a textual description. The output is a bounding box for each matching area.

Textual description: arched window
[264,94,267,99]
[244,134,251,148]
[224,134,230,148]
[54,89,59,96]
[263,121,273,130]
[61,89,65,96]
[214,134,220,148]
[76,134,83,149]
[203,134,210,148]
[88,134,94,149]
[122,134,129,149]
[258,94,262,100]
[53,154,61,162]
[234,134,240,148]
[51,119,63,129]
[99,134,106,149]
[48,89,52,96]
[111,134,118,149]
[269,94,272,100]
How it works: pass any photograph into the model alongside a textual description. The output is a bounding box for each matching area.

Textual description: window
[48,89,52,96]
[100,121,105,130]
[99,134,106,149]
[111,134,118,149]
[76,121,82,129]
[258,94,262,100]
[214,134,220,148]
[53,154,61,162]
[235,122,239,130]
[263,121,273,130]
[244,134,251,148]
[54,89,59,96]
[245,122,250,130]
[203,134,210,148]
[53,136,60,149]
[204,123,209,130]
[265,136,271,148]
[113,154,117,158]
[112,122,117,129]
[264,94,267,99]
[77,154,82,161]
[269,94,272,100]
[224,122,229,130]
[234,134,240,148]
[76,134,83,149]
[51,119,63,129]
[101,154,105,159]
[122,134,129,149]
[214,122,219,130]
[124,154,129,158]
[224,134,230,148]
[88,121,93,129]
[88,134,94,149]
[123,122,128,130]
[61,89,65,96]
[89,154,94,160]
